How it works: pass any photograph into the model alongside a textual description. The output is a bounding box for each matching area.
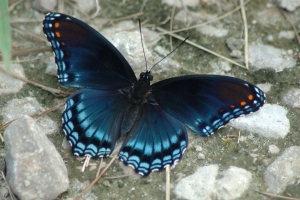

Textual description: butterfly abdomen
[120,104,140,135]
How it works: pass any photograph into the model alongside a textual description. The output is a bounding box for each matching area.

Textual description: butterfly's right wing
[43,12,137,90]
[63,89,131,157]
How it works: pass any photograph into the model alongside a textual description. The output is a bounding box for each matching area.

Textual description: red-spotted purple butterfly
[43,13,265,176]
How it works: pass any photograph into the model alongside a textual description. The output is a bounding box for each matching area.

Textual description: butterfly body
[43,13,265,176]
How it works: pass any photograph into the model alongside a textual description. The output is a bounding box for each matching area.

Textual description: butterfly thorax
[129,71,152,105]
[120,71,152,135]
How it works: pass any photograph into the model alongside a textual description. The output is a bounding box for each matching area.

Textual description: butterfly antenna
[150,36,189,71]
[139,19,148,71]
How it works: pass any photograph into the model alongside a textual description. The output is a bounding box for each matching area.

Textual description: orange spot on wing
[248,94,254,101]
[55,32,61,38]
[219,108,225,113]
[61,41,65,46]
[240,101,247,106]
[54,22,60,28]
[230,105,235,109]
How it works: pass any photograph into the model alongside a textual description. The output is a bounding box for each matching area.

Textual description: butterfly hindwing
[63,89,131,157]
[151,75,265,136]
[119,103,188,176]
[43,12,137,90]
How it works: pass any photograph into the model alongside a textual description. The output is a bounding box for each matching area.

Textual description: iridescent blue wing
[151,75,265,136]
[119,103,188,176]
[43,12,137,90]
[63,89,130,157]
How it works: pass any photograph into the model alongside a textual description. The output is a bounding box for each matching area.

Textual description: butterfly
[43,12,265,176]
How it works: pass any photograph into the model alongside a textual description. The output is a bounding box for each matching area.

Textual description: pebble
[256,83,272,94]
[278,0,300,11]
[282,88,300,108]
[264,146,300,194]
[174,165,252,200]
[75,0,98,13]
[0,64,25,95]
[197,153,205,160]
[32,0,57,12]
[163,0,199,7]
[0,97,58,135]
[248,44,295,72]
[174,165,219,200]
[229,104,290,139]
[268,144,280,154]
[226,38,244,51]
[4,116,69,200]
[278,31,295,40]
[215,166,252,200]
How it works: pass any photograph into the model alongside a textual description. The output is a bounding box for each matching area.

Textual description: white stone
[163,0,200,7]
[197,25,228,38]
[268,145,280,154]
[278,31,295,40]
[229,104,290,139]
[264,146,300,194]
[256,83,272,93]
[0,97,58,135]
[282,88,300,108]
[215,166,252,200]
[278,0,300,11]
[174,165,219,200]
[248,44,295,72]
[0,64,26,95]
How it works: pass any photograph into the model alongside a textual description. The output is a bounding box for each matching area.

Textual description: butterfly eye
[148,74,153,81]
[140,72,145,79]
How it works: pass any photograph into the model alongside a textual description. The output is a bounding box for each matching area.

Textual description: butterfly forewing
[151,75,265,136]
[43,12,137,90]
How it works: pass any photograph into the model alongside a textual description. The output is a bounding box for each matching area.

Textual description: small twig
[35,103,65,121]
[1,171,17,200]
[169,0,252,33]
[165,165,170,200]
[109,12,144,23]
[0,66,70,96]
[256,190,300,200]
[169,1,177,51]
[96,157,103,177]
[0,47,50,58]
[75,155,117,200]
[156,27,247,69]
[103,174,131,180]
[240,0,249,69]
[280,9,300,45]
[91,0,101,18]
[82,156,91,172]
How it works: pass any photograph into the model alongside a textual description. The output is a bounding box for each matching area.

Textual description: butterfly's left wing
[151,75,265,136]
[119,103,188,176]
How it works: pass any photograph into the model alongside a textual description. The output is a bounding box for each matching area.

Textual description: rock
[32,0,57,12]
[174,165,219,200]
[278,0,300,11]
[4,116,69,200]
[264,146,300,194]
[0,97,58,135]
[0,64,25,95]
[248,44,295,72]
[215,166,252,200]
[197,153,205,160]
[229,104,290,139]
[226,38,244,51]
[278,31,295,40]
[75,0,98,13]
[163,0,200,7]
[268,145,280,154]
[256,83,272,94]
[197,25,228,38]
[282,88,300,108]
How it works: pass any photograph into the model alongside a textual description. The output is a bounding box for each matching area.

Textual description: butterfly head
[139,71,153,83]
